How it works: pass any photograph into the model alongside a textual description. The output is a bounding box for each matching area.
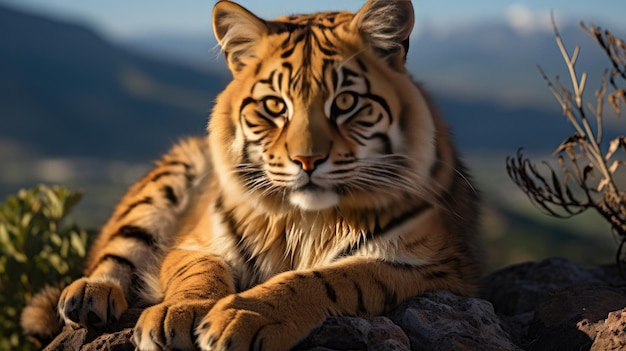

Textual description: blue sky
[2,0,626,40]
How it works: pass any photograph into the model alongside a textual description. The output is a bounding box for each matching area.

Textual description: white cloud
[506,3,553,36]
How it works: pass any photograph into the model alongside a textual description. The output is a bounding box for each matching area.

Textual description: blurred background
[1,0,626,272]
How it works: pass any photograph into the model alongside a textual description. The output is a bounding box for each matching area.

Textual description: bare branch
[508,20,626,272]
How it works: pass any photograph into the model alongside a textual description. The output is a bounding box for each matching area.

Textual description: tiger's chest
[201,191,434,290]
[205,205,369,290]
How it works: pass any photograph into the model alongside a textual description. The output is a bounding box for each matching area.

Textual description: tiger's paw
[58,277,128,329]
[196,294,300,351]
[133,300,214,350]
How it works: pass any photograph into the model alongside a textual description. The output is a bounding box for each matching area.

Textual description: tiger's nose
[290,154,326,172]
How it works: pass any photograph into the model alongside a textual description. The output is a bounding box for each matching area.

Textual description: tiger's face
[239,56,404,211]
[210,1,434,212]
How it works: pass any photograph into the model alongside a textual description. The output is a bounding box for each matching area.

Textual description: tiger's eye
[333,92,358,113]
[263,97,286,117]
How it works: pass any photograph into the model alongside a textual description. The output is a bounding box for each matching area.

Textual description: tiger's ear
[350,0,415,69]
[212,1,268,74]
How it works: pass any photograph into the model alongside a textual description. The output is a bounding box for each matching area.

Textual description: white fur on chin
[289,189,339,211]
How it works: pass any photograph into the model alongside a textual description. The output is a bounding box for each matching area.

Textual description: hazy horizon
[1,0,625,41]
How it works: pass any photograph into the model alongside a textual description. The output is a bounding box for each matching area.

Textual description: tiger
[21,1,481,350]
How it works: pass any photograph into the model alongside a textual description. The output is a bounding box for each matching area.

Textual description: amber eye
[262,97,287,117]
[333,92,358,114]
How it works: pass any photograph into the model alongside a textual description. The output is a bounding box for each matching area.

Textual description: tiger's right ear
[212,1,268,74]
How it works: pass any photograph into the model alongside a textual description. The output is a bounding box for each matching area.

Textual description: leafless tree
[506,20,626,272]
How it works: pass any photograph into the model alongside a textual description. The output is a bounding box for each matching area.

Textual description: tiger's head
[209,0,439,212]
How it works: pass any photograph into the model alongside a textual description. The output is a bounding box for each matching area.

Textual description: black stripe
[439,256,462,266]
[162,185,178,205]
[157,305,168,345]
[426,270,450,279]
[277,72,284,91]
[105,287,112,323]
[113,225,157,246]
[166,257,216,288]
[162,160,191,170]
[365,132,392,155]
[97,254,136,271]
[177,271,213,286]
[215,196,262,275]
[151,171,181,183]
[254,62,262,75]
[244,119,260,129]
[281,45,296,58]
[335,202,433,259]
[373,277,397,311]
[372,202,433,238]
[239,97,256,114]
[384,260,450,280]
[356,58,368,73]
[280,282,296,295]
[429,135,443,178]
[313,271,337,303]
[131,165,193,196]
[353,281,368,315]
[342,104,380,126]
[117,197,153,220]
[363,92,393,124]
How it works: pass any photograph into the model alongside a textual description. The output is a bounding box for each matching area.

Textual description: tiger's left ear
[350,0,415,69]
[213,0,268,74]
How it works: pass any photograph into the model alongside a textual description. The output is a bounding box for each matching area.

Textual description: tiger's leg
[196,256,475,351]
[57,138,209,330]
[133,249,235,350]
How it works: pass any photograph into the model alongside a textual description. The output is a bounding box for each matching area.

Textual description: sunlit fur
[22,2,482,350]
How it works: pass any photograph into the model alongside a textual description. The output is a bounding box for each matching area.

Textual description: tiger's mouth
[289,183,339,211]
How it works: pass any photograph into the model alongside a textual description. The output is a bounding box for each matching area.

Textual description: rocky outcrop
[41,258,626,351]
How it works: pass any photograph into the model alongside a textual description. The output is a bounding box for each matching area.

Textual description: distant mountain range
[127,19,624,110]
[0,4,227,162]
[1,3,624,164]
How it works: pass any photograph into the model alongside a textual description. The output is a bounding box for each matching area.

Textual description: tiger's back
[22,2,481,350]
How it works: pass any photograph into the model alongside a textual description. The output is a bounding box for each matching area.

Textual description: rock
[82,329,135,351]
[294,315,410,351]
[482,257,626,350]
[480,257,612,347]
[43,327,89,351]
[38,257,626,351]
[527,285,626,350]
[40,292,512,351]
[591,307,626,351]
[43,308,142,351]
[481,257,606,317]
[388,291,521,351]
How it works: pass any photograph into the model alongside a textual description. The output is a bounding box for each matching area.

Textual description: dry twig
[506,18,626,273]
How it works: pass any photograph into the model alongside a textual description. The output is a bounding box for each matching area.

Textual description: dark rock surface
[387,291,520,351]
[42,258,626,351]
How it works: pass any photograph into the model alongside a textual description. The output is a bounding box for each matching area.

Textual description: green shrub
[0,185,89,350]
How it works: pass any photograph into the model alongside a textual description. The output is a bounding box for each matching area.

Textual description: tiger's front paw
[133,300,214,350]
[58,277,128,329]
[196,294,300,351]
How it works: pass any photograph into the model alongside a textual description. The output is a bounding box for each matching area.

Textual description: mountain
[408,22,617,109]
[1,3,624,164]
[127,21,625,110]
[0,4,228,162]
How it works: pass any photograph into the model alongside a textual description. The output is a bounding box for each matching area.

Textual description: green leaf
[70,231,87,258]
[0,184,89,350]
